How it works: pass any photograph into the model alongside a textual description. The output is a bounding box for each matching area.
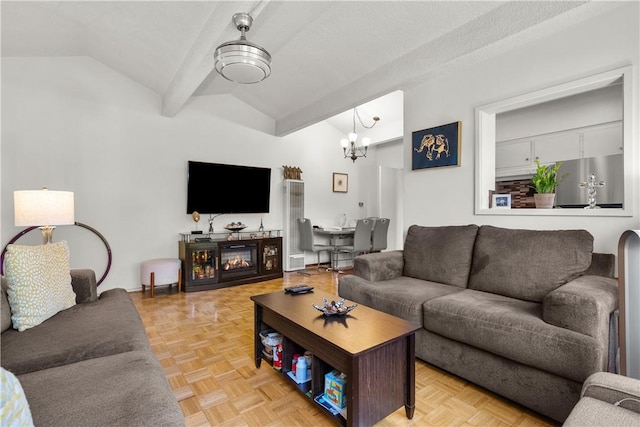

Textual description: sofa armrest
[581,372,640,413]
[542,275,617,339]
[353,250,404,282]
[71,269,98,304]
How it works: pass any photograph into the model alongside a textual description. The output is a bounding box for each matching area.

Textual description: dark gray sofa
[338,224,618,423]
[1,269,184,427]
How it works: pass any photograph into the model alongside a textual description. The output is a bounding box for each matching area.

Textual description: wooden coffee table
[251,289,420,427]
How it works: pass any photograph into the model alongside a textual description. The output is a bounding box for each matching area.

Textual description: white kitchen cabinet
[496,139,531,169]
[582,122,623,158]
[533,133,581,164]
[496,122,622,179]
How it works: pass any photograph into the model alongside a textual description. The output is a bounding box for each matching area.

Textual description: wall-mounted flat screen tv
[187,161,271,214]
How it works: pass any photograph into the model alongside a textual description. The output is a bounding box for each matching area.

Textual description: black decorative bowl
[224,225,247,232]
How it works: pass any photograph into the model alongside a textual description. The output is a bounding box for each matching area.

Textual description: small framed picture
[492,193,512,209]
[333,173,348,193]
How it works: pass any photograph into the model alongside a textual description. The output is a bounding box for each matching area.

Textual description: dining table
[313,227,356,271]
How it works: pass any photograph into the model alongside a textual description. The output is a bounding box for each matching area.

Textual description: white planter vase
[534,193,556,209]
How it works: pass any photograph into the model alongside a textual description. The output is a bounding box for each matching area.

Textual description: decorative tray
[224,222,247,232]
[312,298,357,317]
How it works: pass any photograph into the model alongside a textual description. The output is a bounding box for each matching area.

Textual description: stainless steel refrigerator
[555,154,624,208]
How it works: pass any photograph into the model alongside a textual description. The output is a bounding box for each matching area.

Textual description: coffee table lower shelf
[258,339,348,425]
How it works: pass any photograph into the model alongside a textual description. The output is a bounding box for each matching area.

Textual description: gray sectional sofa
[339,224,618,423]
[1,269,184,427]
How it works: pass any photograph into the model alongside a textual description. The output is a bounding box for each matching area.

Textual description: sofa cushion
[403,224,479,288]
[339,275,463,326]
[17,351,184,427]
[423,289,602,383]
[4,242,76,331]
[0,289,150,375]
[1,367,34,427]
[469,226,593,302]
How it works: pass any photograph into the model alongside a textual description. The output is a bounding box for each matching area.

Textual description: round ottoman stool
[141,258,182,297]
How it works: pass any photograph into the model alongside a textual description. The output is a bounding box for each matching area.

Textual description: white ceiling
[1,1,621,140]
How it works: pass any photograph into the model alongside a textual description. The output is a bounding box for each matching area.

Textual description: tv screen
[187,161,271,214]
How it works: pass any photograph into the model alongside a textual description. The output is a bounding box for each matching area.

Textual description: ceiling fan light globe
[213,18,272,84]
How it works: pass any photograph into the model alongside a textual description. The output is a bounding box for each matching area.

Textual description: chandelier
[214,13,271,84]
[340,108,380,162]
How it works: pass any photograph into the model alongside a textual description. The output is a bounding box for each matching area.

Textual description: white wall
[403,2,639,255]
[1,57,367,292]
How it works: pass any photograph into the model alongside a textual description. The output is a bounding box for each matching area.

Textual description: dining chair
[297,218,334,269]
[334,218,373,269]
[371,218,390,252]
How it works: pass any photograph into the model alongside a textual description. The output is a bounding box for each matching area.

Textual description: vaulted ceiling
[1,1,619,138]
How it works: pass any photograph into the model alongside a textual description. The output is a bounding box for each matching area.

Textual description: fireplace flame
[223,255,251,271]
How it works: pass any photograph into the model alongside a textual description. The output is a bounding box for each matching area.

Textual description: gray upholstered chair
[297,218,334,269]
[563,372,640,426]
[335,218,373,268]
[371,218,390,252]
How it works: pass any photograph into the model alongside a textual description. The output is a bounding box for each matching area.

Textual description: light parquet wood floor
[130,269,558,427]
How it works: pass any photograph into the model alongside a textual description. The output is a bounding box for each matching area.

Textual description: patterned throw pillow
[1,368,34,427]
[4,241,76,331]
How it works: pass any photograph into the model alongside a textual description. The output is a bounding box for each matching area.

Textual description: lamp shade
[14,189,75,227]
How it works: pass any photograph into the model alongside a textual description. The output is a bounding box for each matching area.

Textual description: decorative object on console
[13,188,75,244]
[214,13,271,84]
[224,221,247,232]
[191,211,202,233]
[333,173,348,193]
[340,108,380,162]
[580,173,606,209]
[412,121,461,170]
[312,298,357,316]
[531,159,567,208]
[283,165,302,180]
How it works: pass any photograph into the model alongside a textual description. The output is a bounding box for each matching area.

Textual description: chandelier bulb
[348,132,357,142]
[340,138,349,148]
[362,137,371,147]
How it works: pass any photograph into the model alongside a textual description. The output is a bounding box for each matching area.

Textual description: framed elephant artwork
[412,121,461,170]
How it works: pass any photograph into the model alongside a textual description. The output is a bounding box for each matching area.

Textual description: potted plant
[531,159,566,209]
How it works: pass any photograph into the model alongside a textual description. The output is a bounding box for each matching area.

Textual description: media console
[178,230,283,292]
